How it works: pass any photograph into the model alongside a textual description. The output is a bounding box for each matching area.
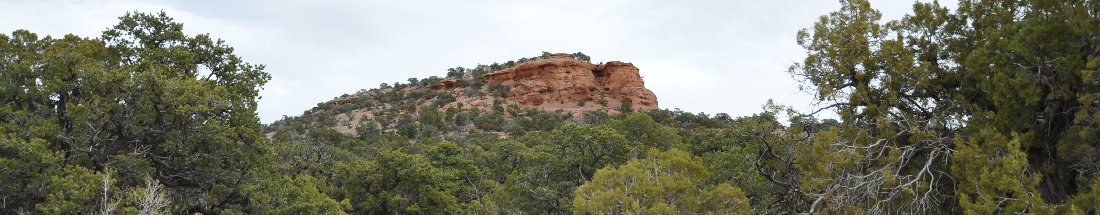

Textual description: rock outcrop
[482,54,658,111]
[328,95,359,105]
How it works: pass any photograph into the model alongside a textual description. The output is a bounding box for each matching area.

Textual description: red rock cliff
[483,54,658,111]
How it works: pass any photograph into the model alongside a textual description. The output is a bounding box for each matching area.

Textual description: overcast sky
[1,0,956,123]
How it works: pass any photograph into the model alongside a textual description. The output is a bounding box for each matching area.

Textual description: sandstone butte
[324,54,659,115]
[481,54,659,112]
[316,54,661,135]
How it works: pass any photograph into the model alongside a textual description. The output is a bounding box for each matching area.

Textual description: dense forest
[2,0,1099,214]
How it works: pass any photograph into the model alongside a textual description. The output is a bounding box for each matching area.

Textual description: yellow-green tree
[572,148,752,214]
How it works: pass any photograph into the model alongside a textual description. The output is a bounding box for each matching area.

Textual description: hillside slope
[267,52,659,137]
[259,53,768,214]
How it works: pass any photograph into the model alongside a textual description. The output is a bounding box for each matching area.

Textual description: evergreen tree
[0,11,352,214]
[572,148,753,214]
[790,0,1100,213]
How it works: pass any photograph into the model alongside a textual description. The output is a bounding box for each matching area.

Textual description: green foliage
[693,128,776,213]
[260,81,787,214]
[433,92,457,107]
[1065,176,1100,214]
[37,166,103,214]
[572,148,753,214]
[570,52,591,62]
[419,104,444,128]
[605,113,681,155]
[356,122,381,142]
[718,111,809,214]
[617,101,634,113]
[473,111,505,131]
[952,129,1052,214]
[581,109,610,125]
[338,145,468,214]
[538,124,633,181]
[251,175,349,215]
[487,83,510,98]
[515,109,569,132]
[22,4,1099,214]
[0,11,311,214]
[446,67,466,79]
[454,109,476,127]
[2,9,766,214]
[475,124,634,213]
[790,0,1100,213]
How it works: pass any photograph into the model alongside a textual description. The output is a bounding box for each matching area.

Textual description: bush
[582,110,610,125]
[571,52,591,62]
[464,88,481,97]
[618,102,633,113]
[357,123,381,142]
[446,67,466,79]
[397,123,419,139]
[473,111,505,131]
[454,110,474,127]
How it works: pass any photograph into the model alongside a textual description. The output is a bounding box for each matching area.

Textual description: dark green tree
[791,0,1100,213]
[0,11,282,213]
[338,148,465,214]
[481,124,632,213]
[572,148,753,214]
[605,113,681,156]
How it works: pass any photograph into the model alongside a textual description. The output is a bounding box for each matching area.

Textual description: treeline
[266,107,774,214]
[3,0,1100,214]
[0,10,751,214]
[262,61,770,213]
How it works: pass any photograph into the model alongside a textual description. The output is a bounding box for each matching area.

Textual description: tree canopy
[789,0,1100,213]
[572,148,752,214]
[0,11,340,214]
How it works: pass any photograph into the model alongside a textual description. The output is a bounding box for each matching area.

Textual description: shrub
[618,102,634,113]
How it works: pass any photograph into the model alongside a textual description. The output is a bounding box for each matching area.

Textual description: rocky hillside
[257,52,756,214]
[482,54,658,111]
[273,52,660,136]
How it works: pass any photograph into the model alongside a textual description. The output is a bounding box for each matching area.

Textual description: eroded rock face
[483,54,658,111]
[595,61,658,108]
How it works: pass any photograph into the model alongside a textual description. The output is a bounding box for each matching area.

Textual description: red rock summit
[483,54,658,111]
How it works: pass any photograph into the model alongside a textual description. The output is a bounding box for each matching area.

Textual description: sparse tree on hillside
[571,52,591,62]
[447,67,466,79]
